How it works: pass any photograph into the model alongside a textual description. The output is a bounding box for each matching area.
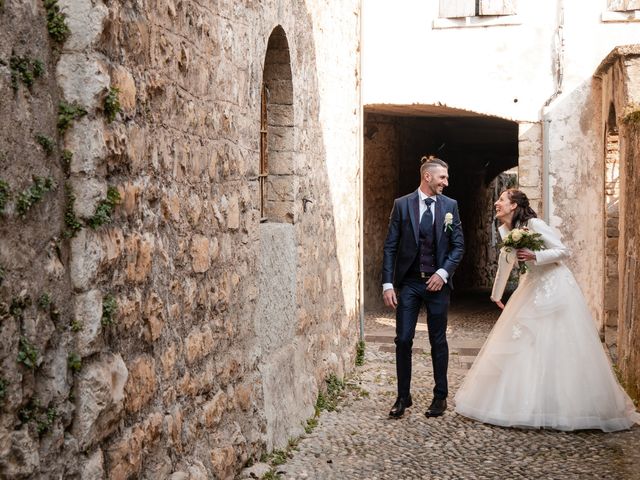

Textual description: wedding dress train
[454,218,640,432]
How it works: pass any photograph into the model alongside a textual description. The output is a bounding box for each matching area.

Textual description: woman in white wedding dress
[454,189,640,432]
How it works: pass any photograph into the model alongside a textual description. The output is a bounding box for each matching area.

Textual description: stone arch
[260,25,295,223]
[603,103,620,356]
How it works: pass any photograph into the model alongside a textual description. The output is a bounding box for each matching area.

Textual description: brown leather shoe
[425,398,447,418]
[389,395,413,418]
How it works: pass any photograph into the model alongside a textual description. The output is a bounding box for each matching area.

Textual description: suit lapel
[409,190,420,245]
[435,195,444,246]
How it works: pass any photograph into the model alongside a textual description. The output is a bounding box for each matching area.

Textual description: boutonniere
[444,212,454,232]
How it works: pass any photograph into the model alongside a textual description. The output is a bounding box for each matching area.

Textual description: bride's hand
[516,248,535,261]
[495,300,505,310]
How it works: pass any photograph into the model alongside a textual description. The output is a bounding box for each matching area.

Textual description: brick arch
[260,26,295,223]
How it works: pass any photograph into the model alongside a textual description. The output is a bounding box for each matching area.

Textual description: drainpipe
[541,0,564,223]
[358,0,365,343]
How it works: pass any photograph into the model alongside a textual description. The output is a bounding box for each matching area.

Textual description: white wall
[362,0,640,323]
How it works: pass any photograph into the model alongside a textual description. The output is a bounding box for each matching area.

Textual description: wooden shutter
[609,0,640,11]
[439,0,475,18]
[479,0,517,16]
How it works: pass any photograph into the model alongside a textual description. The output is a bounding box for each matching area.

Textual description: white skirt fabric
[455,262,640,432]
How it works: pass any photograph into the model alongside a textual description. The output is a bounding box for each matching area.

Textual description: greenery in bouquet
[499,227,545,274]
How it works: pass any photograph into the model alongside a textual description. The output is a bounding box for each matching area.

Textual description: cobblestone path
[243,292,640,480]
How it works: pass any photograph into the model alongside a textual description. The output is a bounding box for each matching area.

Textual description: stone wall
[595,46,640,402]
[0,0,361,478]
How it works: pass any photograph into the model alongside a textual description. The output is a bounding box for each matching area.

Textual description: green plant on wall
[36,134,55,156]
[9,55,44,91]
[60,149,73,173]
[63,183,82,238]
[88,186,121,228]
[16,176,56,218]
[43,0,70,43]
[17,337,39,369]
[104,87,121,122]
[57,101,87,133]
[0,377,7,403]
[37,293,51,311]
[68,352,81,372]
[0,179,10,213]
[102,294,117,326]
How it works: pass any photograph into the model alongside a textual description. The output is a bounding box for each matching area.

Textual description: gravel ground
[241,292,640,480]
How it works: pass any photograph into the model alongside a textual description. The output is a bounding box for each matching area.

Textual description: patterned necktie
[420,198,434,236]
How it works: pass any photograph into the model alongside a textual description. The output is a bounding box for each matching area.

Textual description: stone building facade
[362,0,640,400]
[0,0,361,478]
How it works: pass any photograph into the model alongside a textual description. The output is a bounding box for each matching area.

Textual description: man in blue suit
[382,156,464,418]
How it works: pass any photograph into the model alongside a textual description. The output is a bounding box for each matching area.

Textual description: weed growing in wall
[18,399,57,435]
[43,0,70,43]
[0,179,10,213]
[63,183,82,238]
[70,318,83,332]
[16,176,56,218]
[355,340,365,366]
[37,293,51,311]
[101,294,117,326]
[60,149,72,173]
[9,55,44,91]
[68,352,81,372]
[104,87,121,122]
[10,296,30,319]
[17,337,39,369]
[88,186,121,228]
[57,101,87,133]
[0,377,7,403]
[36,134,55,156]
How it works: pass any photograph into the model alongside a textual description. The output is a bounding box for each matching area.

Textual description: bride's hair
[505,189,537,227]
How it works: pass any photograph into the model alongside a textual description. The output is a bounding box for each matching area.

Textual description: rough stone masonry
[0,0,362,478]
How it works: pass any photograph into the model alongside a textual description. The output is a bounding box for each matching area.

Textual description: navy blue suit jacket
[382,190,464,288]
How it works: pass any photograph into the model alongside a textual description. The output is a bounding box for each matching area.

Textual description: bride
[454,188,640,431]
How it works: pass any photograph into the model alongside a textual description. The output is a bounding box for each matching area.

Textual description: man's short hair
[420,155,448,177]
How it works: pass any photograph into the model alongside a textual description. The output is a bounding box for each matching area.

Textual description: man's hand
[426,273,445,292]
[383,288,397,309]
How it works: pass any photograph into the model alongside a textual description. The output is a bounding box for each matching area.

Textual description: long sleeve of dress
[529,218,571,265]
[490,218,571,302]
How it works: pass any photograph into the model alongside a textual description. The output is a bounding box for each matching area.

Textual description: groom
[382,156,464,418]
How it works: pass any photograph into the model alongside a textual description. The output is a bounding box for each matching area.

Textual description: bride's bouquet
[499,227,545,274]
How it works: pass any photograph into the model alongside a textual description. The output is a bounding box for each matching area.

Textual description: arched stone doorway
[362,105,520,309]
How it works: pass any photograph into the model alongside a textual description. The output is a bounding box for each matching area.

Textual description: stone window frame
[434,0,521,29]
[602,0,640,22]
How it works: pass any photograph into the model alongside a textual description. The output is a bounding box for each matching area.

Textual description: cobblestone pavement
[252,292,640,480]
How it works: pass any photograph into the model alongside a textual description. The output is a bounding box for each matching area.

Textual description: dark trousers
[395,278,450,400]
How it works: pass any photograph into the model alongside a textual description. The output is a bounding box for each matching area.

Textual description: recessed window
[439,0,517,19]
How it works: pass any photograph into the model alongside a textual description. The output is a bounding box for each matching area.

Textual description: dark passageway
[363,105,518,310]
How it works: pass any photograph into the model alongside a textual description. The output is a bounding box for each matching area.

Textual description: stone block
[201,391,227,427]
[70,229,103,291]
[190,234,211,273]
[106,425,144,480]
[73,353,128,450]
[67,118,107,175]
[111,65,137,113]
[0,429,39,478]
[125,233,155,283]
[62,0,109,51]
[80,449,105,480]
[71,177,107,220]
[143,292,165,342]
[227,194,240,230]
[210,446,236,480]
[268,125,294,152]
[57,53,109,108]
[125,355,157,413]
[75,289,103,357]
